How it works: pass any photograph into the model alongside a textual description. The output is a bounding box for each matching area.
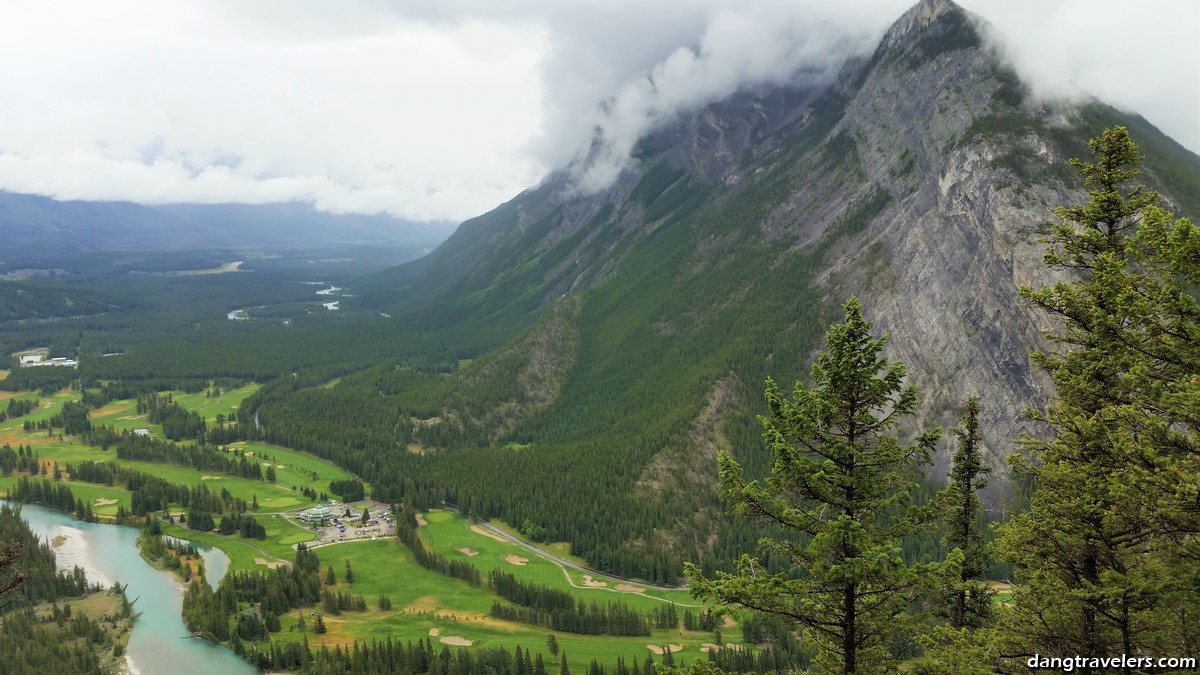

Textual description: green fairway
[484,518,592,568]
[272,539,727,667]
[98,458,306,512]
[0,473,130,518]
[226,441,359,497]
[170,383,260,422]
[88,398,148,431]
[0,390,329,520]
[160,521,288,571]
[0,389,75,428]
[420,510,701,612]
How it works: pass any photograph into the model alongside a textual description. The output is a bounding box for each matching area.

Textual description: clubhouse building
[298,503,334,524]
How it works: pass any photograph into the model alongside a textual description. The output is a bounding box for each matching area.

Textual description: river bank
[10,503,257,675]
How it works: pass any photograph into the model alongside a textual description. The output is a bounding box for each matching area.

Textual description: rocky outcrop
[368,0,1200,511]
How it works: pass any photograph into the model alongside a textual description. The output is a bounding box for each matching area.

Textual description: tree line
[83,426,266,481]
[683,128,1200,673]
[65,459,248,516]
[139,393,207,440]
[488,569,650,636]
[0,398,38,422]
[393,506,483,586]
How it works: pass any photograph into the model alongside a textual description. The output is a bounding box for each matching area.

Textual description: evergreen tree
[325,565,335,585]
[547,633,560,660]
[939,397,993,630]
[686,297,941,674]
[344,559,354,584]
[995,126,1200,662]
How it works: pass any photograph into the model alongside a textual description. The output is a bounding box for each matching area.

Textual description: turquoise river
[10,502,258,675]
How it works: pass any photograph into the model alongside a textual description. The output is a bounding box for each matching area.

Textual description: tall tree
[939,396,994,630]
[995,126,1200,665]
[686,296,941,674]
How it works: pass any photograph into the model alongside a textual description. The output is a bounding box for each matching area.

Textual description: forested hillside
[231,0,1200,584]
[6,0,1200,588]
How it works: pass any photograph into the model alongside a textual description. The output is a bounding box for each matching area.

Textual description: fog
[0,0,1193,222]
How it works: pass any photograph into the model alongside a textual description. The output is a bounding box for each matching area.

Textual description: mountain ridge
[0,191,454,255]
[255,0,1200,579]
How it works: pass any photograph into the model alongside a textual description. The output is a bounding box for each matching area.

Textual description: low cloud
[0,2,548,222]
[564,1,907,192]
[0,1,1194,223]
[962,0,1200,154]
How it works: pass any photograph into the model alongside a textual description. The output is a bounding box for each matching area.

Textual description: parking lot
[296,500,396,545]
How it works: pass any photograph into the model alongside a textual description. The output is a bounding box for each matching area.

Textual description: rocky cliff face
[362,0,1200,515]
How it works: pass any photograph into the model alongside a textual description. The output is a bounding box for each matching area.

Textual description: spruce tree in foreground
[939,396,993,630]
[994,126,1200,664]
[686,296,941,674]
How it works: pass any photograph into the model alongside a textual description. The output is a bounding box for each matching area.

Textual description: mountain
[0,192,454,255]
[257,0,1200,581]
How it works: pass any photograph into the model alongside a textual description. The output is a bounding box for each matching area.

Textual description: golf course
[0,381,740,668]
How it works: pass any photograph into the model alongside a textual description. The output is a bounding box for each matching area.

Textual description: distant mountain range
[0,192,456,254]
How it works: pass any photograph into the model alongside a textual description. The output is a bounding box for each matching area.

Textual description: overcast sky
[0,0,1196,223]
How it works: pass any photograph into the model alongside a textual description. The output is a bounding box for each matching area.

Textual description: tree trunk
[844,582,856,674]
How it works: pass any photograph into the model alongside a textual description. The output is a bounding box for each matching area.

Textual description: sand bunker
[722,615,737,628]
[581,575,607,588]
[94,498,118,506]
[262,462,272,466]
[456,547,479,557]
[470,525,508,542]
[275,464,285,468]
[200,475,221,480]
[415,513,428,526]
[646,645,683,654]
[700,643,720,653]
[616,583,645,593]
[505,554,529,566]
[725,644,744,652]
[440,635,474,646]
[428,628,440,637]
[244,451,254,456]
[254,558,285,569]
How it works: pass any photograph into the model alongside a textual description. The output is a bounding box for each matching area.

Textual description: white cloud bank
[0,1,1195,223]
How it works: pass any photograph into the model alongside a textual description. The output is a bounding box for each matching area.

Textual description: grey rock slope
[364,0,1200,503]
